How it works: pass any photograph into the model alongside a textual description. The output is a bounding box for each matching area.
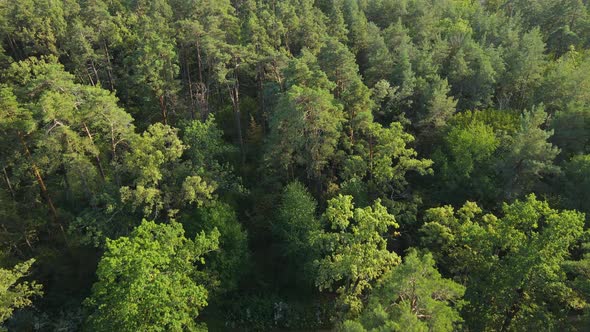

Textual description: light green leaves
[182,176,215,206]
[421,194,586,331]
[121,123,216,218]
[0,259,42,324]
[344,249,465,332]
[314,195,400,317]
[85,220,219,331]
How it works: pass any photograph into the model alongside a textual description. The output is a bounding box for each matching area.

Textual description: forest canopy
[1,0,590,331]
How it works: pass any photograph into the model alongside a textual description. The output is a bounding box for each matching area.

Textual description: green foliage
[341,121,433,204]
[343,249,465,332]
[2,0,67,57]
[540,49,590,113]
[0,259,42,324]
[421,194,586,331]
[363,23,392,87]
[563,239,590,328]
[283,50,335,91]
[446,39,502,110]
[274,182,319,258]
[418,77,457,132]
[509,0,590,55]
[182,116,242,194]
[313,195,400,317]
[433,117,500,204]
[433,107,559,204]
[449,109,520,134]
[497,27,547,110]
[120,123,215,219]
[551,101,590,157]
[318,38,374,142]
[445,121,498,177]
[267,84,345,179]
[273,181,320,286]
[183,116,234,167]
[118,0,179,123]
[497,106,560,199]
[2,1,590,330]
[559,154,590,214]
[0,55,136,246]
[188,202,249,294]
[85,220,219,331]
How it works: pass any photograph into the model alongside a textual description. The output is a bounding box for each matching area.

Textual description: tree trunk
[83,122,106,181]
[195,39,210,121]
[230,81,245,164]
[7,35,21,60]
[18,132,58,221]
[103,41,115,91]
[159,95,168,125]
[184,46,197,120]
[256,62,266,133]
[196,39,204,84]
[86,68,96,86]
[227,59,245,163]
[90,59,100,86]
[2,167,15,199]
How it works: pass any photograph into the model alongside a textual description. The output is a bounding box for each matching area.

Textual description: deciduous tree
[313,195,400,317]
[85,220,219,331]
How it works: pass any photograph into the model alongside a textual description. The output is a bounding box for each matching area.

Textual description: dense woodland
[1,0,590,330]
